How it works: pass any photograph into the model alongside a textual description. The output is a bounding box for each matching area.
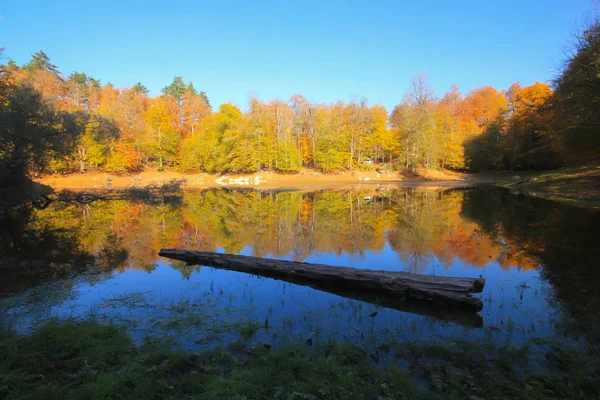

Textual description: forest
[0,18,598,186]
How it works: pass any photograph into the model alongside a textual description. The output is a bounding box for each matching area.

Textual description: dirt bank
[36,168,467,190]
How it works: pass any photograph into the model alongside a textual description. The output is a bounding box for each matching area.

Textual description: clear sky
[0,0,596,110]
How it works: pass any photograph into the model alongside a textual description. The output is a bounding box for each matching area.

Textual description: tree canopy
[552,17,600,163]
[23,50,59,75]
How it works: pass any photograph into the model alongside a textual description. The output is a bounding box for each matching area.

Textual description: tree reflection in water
[1,187,598,341]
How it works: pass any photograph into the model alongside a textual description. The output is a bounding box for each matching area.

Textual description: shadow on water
[462,187,600,340]
[0,202,128,297]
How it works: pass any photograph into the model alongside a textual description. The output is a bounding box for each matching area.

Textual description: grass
[1,320,599,399]
[497,163,600,208]
[0,320,428,400]
[398,338,600,400]
[237,319,263,338]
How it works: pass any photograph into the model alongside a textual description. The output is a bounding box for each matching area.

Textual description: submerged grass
[1,320,599,399]
[397,338,600,400]
[0,320,428,400]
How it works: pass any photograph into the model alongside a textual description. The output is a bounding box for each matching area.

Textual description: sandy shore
[36,168,468,190]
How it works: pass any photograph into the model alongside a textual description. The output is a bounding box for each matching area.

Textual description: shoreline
[497,163,600,209]
[32,167,600,210]
[35,168,472,191]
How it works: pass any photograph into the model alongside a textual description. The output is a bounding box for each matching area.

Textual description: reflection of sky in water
[3,241,559,351]
[5,186,592,351]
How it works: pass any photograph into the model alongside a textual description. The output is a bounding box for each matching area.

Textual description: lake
[1,186,599,351]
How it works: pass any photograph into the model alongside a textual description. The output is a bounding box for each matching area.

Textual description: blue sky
[0,0,595,110]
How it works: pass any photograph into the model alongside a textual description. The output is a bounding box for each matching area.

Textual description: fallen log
[159,249,485,315]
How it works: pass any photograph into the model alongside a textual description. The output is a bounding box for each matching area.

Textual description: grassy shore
[496,163,600,208]
[1,320,598,400]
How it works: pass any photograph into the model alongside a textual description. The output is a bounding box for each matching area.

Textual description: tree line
[0,18,598,182]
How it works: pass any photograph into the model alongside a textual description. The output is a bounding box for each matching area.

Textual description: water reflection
[461,188,600,334]
[3,188,543,275]
[0,187,598,347]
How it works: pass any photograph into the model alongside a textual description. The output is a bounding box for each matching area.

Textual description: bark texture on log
[159,249,485,315]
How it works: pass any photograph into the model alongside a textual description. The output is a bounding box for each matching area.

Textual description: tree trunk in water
[159,249,485,314]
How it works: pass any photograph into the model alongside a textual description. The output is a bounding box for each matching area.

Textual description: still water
[1,187,598,350]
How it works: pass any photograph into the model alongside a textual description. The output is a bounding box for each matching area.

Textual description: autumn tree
[269,100,301,171]
[143,95,180,170]
[95,85,149,171]
[75,115,120,172]
[345,99,372,169]
[181,87,210,137]
[178,103,241,172]
[462,86,509,170]
[463,86,508,131]
[390,76,438,170]
[365,105,392,165]
[65,72,100,110]
[314,102,349,171]
[436,85,467,169]
[290,94,318,167]
[507,82,556,169]
[219,98,278,172]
